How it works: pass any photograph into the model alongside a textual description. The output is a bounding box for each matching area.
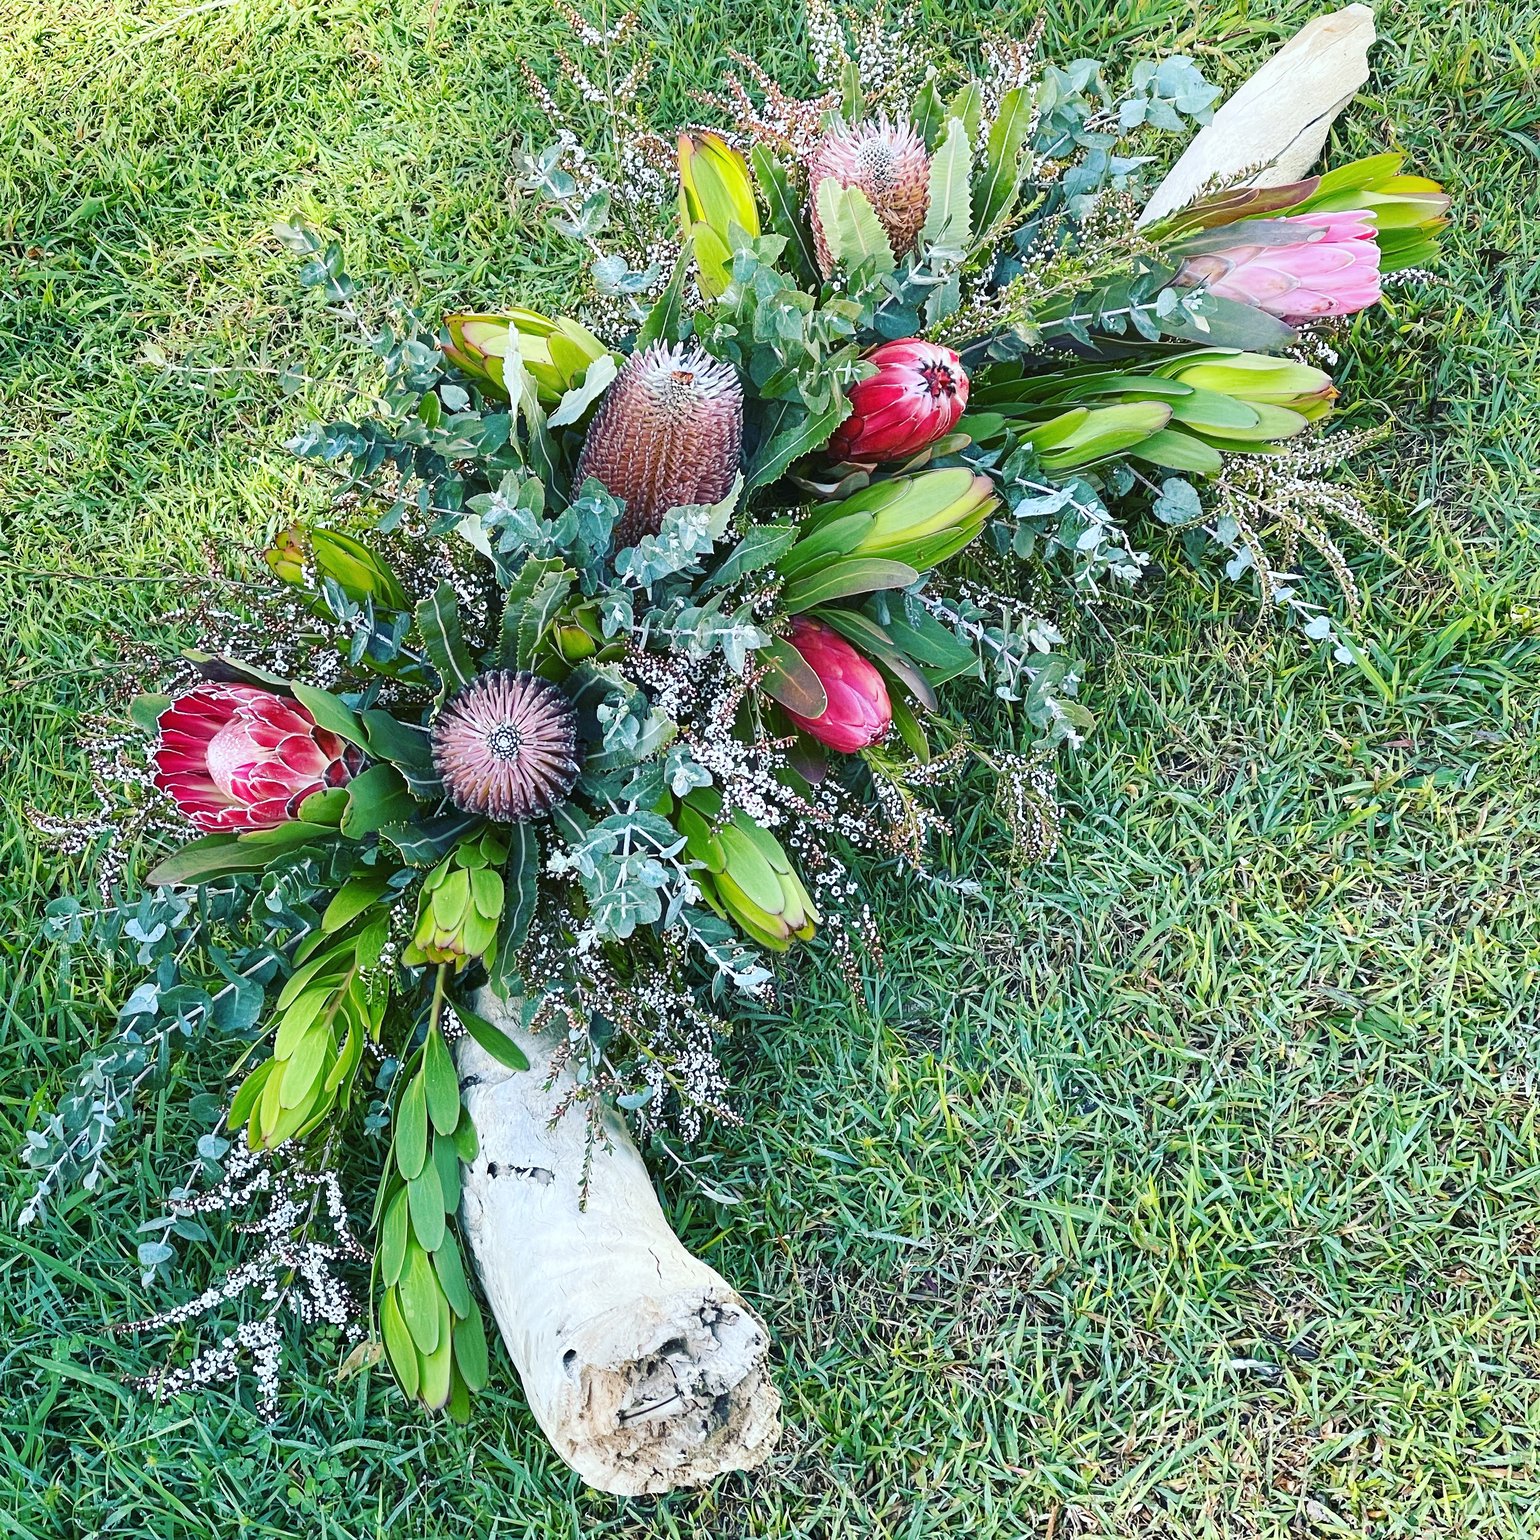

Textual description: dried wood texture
[456,993,780,1495]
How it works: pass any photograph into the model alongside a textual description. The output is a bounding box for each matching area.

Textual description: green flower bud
[678,790,817,951]
[404,831,507,970]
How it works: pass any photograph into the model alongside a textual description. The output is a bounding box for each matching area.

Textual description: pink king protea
[431,670,581,822]
[807,118,931,277]
[573,342,743,549]
[783,617,892,753]
[829,339,970,463]
[1176,211,1383,322]
[152,683,363,832]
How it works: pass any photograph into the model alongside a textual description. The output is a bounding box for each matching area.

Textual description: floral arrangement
[29,3,1446,1435]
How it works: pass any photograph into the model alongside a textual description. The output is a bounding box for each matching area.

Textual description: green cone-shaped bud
[443,309,610,405]
[782,468,998,581]
[404,830,507,970]
[678,790,817,951]
[678,131,760,300]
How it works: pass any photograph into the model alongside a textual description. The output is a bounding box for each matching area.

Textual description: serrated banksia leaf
[573,342,743,547]
[431,670,580,823]
[807,118,930,277]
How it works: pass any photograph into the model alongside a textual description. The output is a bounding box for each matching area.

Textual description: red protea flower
[573,342,743,548]
[431,670,581,822]
[1176,211,1382,322]
[829,339,969,462]
[807,118,930,277]
[782,617,892,753]
[152,683,362,832]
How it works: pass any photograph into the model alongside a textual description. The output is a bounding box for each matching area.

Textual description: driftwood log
[455,992,780,1496]
[1139,4,1376,226]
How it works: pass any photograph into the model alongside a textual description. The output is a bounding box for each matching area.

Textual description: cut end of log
[456,1001,782,1496]
[543,1286,781,1496]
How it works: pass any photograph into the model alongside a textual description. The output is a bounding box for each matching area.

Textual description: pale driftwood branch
[1139,4,1377,226]
[455,991,780,1496]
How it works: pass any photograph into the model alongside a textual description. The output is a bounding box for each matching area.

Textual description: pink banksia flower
[431,670,581,822]
[807,118,931,277]
[573,342,743,548]
[829,339,969,462]
[1176,211,1382,322]
[783,617,892,753]
[152,683,362,832]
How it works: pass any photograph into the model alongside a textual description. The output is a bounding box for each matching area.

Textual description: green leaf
[408,1165,446,1253]
[636,242,693,348]
[700,524,798,594]
[451,1000,530,1072]
[750,145,818,285]
[379,1186,410,1287]
[783,558,920,613]
[380,1287,419,1398]
[417,1294,454,1409]
[945,79,983,143]
[432,1232,472,1318]
[398,1244,441,1355]
[144,833,275,888]
[920,118,972,254]
[912,77,946,150]
[130,693,172,733]
[394,1072,429,1181]
[757,635,828,719]
[745,396,851,493]
[485,823,540,997]
[815,179,896,273]
[546,351,617,429]
[452,1306,490,1393]
[423,1026,461,1136]
[361,710,435,772]
[340,763,418,839]
[433,1131,460,1214]
[973,86,1033,237]
[289,682,368,748]
[416,581,478,693]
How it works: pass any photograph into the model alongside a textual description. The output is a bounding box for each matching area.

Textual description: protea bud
[431,670,580,823]
[573,342,743,548]
[404,830,507,970]
[677,790,818,951]
[807,118,930,277]
[829,340,969,463]
[782,467,997,580]
[443,308,609,404]
[1175,211,1382,322]
[678,131,760,300]
[780,617,892,753]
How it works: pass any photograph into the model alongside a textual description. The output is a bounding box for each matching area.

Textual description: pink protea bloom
[431,670,581,822]
[152,683,362,832]
[783,617,892,753]
[1177,211,1382,322]
[829,339,970,463]
[807,118,931,277]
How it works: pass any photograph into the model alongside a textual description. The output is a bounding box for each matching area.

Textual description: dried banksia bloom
[573,343,744,547]
[807,118,930,277]
[431,670,580,822]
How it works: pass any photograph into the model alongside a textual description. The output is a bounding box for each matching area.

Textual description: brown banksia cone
[431,670,581,822]
[573,342,743,548]
[807,118,931,278]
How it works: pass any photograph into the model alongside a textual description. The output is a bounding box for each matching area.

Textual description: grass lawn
[3,0,1540,1534]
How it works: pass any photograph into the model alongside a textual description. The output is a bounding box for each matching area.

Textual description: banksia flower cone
[574,342,743,547]
[431,670,580,823]
[807,118,930,277]
[1176,212,1382,322]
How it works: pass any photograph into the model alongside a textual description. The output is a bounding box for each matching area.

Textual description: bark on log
[455,990,781,1495]
[1138,5,1377,227]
